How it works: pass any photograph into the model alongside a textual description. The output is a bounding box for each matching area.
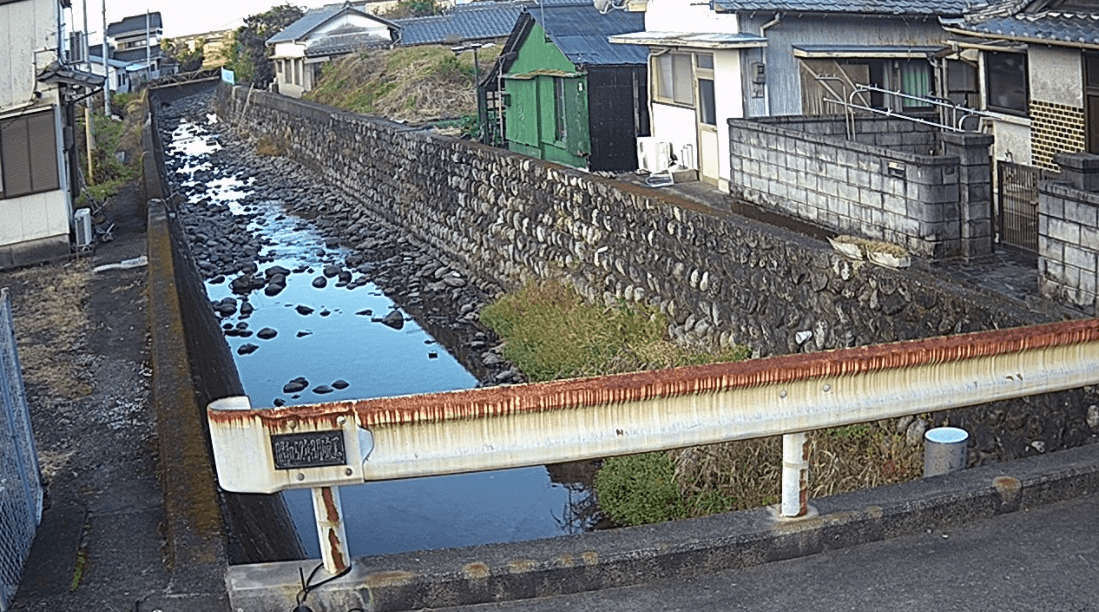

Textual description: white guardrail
[209,318,1099,573]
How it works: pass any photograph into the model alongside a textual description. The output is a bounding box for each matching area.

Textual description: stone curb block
[226,443,1099,612]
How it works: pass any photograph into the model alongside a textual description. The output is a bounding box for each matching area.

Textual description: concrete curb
[147,197,229,576]
[226,442,1099,612]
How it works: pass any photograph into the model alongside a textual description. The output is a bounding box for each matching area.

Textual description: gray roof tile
[958,9,1099,45]
[107,12,162,37]
[396,0,574,46]
[526,2,647,65]
[711,0,981,17]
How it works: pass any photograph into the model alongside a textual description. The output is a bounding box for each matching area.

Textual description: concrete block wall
[1039,153,1099,314]
[728,116,993,260]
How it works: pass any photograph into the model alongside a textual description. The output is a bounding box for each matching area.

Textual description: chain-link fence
[0,288,41,611]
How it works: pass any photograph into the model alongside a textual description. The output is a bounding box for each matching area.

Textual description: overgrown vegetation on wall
[305,44,499,127]
[481,278,923,526]
[79,92,144,205]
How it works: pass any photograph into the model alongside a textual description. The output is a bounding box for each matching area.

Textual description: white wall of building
[643,0,738,33]
[1030,45,1083,107]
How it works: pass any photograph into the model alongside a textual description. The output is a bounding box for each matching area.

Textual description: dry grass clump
[305,44,501,123]
[480,278,749,382]
[5,262,93,399]
[672,422,923,517]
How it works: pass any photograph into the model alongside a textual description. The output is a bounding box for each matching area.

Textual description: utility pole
[82,0,89,70]
[102,0,110,116]
[145,9,150,83]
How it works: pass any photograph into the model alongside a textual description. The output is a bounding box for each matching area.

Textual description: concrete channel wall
[144,81,304,565]
[727,116,995,260]
[215,82,1098,465]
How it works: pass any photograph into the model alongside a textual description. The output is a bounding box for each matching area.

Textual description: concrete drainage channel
[143,83,1099,612]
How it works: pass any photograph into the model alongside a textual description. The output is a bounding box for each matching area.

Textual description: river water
[166,114,592,558]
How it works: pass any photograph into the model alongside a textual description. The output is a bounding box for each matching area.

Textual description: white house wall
[714,49,742,189]
[651,102,697,166]
[0,0,59,106]
[308,13,392,40]
[643,0,739,33]
[0,190,70,246]
[1030,45,1082,108]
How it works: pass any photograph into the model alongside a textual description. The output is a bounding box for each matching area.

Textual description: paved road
[439,493,1099,612]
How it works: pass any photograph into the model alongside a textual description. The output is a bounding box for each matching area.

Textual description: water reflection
[169,118,593,558]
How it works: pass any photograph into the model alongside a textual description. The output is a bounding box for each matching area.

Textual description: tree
[225,3,304,86]
[163,37,205,72]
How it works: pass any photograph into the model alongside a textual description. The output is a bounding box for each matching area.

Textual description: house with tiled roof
[486,2,648,171]
[609,0,983,189]
[395,0,580,46]
[267,2,401,98]
[941,0,1098,170]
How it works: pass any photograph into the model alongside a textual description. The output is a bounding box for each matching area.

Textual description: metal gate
[998,161,1041,253]
[0,288,41,611]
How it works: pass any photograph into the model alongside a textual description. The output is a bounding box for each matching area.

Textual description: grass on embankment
[480,278,924,527]
[305,44,501,126]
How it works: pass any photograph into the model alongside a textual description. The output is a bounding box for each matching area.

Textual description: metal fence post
[781,432,809,518]
[312,486,350,574]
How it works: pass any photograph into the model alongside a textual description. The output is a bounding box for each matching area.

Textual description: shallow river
[167,115,590,558]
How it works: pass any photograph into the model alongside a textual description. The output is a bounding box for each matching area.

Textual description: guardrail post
[312,486,350,574]
[781,432,809,517]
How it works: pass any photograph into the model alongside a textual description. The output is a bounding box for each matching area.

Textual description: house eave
[609,31,767,49]
[943,25,1099,51]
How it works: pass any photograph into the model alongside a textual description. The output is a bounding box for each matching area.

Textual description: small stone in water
[283,377,309,393]
[295,305,314,316]
[296,330,313,337]
[355,309,373,316]
[331,379,349,390]
[237,343,259,355]
[313,385,334,394]
[257,327,277,339]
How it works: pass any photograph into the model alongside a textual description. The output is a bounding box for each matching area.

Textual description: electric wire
[292,561,354,612]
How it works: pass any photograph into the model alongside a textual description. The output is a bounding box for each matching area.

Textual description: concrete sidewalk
[8,181,227,612]
[434,489,1099,612]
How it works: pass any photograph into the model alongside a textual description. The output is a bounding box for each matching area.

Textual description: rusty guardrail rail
[208,318,1099,573]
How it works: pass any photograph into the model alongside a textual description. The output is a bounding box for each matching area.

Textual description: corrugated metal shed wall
[738,14,948,117]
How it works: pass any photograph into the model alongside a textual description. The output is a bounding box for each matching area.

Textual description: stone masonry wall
[728,116,994,260]
[1039,153,1099,315]
[215,84,1098,464]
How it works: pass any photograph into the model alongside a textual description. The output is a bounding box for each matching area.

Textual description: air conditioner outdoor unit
[636,137,672,173]
[74,208,93,248]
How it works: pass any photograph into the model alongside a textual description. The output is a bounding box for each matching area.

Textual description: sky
[69,0,337,41]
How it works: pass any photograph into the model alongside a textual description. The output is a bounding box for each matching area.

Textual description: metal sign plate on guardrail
[271,430,347,470]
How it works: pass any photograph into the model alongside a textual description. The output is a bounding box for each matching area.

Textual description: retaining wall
[215,82,1098,464]
[727,116,994,260]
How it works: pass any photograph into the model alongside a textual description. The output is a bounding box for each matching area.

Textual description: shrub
[594,453,685,526]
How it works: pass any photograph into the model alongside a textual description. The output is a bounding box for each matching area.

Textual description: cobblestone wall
[215,84,1098,464]
[727,116,993,260]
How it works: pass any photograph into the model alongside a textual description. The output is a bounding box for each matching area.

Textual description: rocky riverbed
[156,88,523,387]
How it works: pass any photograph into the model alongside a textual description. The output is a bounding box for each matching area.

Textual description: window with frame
[554,77,567,141]
[696,52,716,126]
[985,51,1028,116]
[654,52,694,105]
[0,110,61,200]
